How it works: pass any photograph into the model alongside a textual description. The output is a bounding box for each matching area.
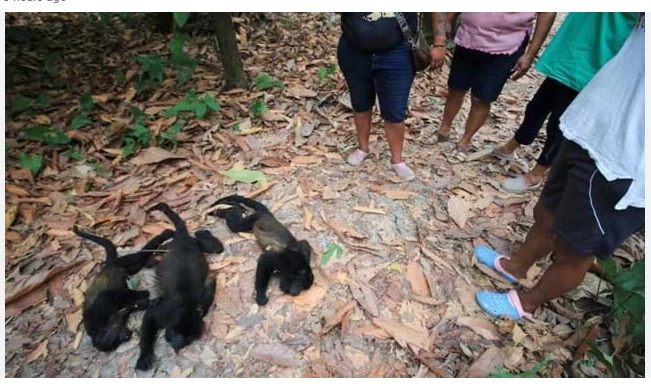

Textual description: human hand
[430,46,446,70]
[510,53,534,80]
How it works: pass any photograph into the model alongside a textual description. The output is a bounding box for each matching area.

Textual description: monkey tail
[210,195,271,214]
[150,203,189,236]
[72,225,119,264]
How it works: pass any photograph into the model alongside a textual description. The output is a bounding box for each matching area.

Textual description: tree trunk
[213,12,248,90]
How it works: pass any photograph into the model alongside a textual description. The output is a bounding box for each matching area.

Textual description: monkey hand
[135,353,154,371]
[255,293,269,306]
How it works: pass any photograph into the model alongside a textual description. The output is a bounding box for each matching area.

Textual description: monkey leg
[117,229,175,274]
[199,277,217,315]
[254,252,281,305]
[195,230,224,254]
[135,299,173,371]
[220,207,259,233]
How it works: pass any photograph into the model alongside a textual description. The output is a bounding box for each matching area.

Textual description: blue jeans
[337,35,415,123]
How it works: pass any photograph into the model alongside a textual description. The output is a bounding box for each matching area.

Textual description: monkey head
[164,306,204,352]
[87,316,132,352]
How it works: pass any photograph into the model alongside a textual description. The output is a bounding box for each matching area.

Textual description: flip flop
[474,245,518,284]
[489,146,515,161]
[500,175,542,194]
[476,290,533,320]
[437,131,451,143]
[346,149,369,166]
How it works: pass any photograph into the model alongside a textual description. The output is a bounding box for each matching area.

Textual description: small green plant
[19,153,44,176]
[9,95,32,114]
[219,168,267,184]
[173,12,190,28]
[157,120,185,148]
[317,64,337,82]
[169,32,198,85]
[70,94,96,130]
[63,147,85,161]
[250,99,268,119]
[489,357,550,378]
[36,93,49,108]
[321,242,343,266]
[86,161,101,172]
[587,258,645,376]
[134,55,167,93]
[22,125,71,145]
[253,73,284,91]
[164,89,220,119]
[122,106,153,158]
[116,70,127,85]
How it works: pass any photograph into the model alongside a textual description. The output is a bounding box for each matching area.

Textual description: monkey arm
[254,252,283,305]
[194,230,224,254]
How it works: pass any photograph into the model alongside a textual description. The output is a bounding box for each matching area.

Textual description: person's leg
[375,41,416,180]
[457,96,491,149]
[479,140,645,318]
[437,46,473,141]
[495,77,558,155]
[337,35,375,166]
[460,37,528,149]
[476,138,570,281]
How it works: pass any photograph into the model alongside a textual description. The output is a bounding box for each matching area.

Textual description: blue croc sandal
[474,245,518,284]
[476,290,532,320]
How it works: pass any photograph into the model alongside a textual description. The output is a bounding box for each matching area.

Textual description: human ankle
[501,258,526,279]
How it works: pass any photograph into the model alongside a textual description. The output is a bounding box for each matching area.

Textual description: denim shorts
[448,37,527,102]
[337,35,415,123]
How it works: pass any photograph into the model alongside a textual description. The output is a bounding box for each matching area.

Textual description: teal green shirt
[535,12,638,92]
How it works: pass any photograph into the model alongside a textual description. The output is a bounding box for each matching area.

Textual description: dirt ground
[4,13,644,378]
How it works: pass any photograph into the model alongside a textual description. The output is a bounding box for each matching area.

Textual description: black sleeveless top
[341,12,418,53]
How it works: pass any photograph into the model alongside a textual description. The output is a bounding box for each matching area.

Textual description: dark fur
[135,203,224,371]
[209,195,314,306]
[73,226,174,352]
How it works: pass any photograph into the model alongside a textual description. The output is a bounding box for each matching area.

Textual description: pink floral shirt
[454,12,536,54]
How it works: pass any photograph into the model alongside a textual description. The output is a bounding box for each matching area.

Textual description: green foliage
[19,153,44,176]
[164,89,220,119]
[489,358,550,378]
[169,32,198,85]
[79,93,95,113]
[63,147,85,161]
[321,243,343,266]
[317,64,337,82]
[250,99,268,119]
[86,161,101,172]
[173,12,191,28]
[219,169,267,184]
[587,257,645,377]
[36,94,49,108]
[22,125,71,145]
[9,95,32,114]
[116,70,127,85]
[157,120,185,147]
[253,73,284,91]
[122,107,152,158]
[44,52,61,77]
[134,55,166,93]
[71,114,93,130]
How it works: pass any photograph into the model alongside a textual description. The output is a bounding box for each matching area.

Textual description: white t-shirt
[559,14,645,210]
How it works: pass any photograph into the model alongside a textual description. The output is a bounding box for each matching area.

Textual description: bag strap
[395,12,414,42]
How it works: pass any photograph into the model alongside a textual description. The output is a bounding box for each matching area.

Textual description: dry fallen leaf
[512,323,527,345]
[27,339,49,363]
[65,309,83,333]
[129,147,185,166]
[447,195,474,229]
[292,155,323,165]
[5,203,19,230]
[456,316,500,341]
[406,261,430,297]
[353,324,391,340]
[5,287,47,318]
[372,318,430,352]
[6,184,30,197]
[321,301,357,335]
[250,344,299,367]
[353,206,386,215]
[459,346,504,378]
[285,84,317,98]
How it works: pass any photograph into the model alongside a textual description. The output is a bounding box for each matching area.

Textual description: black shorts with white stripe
[539,138,644,260]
